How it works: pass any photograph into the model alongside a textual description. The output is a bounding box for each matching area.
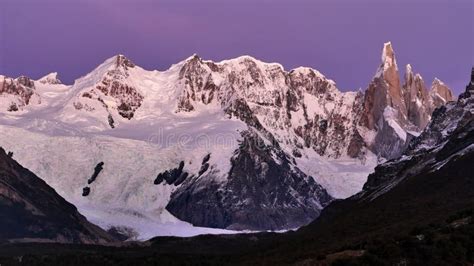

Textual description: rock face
[176,55,366,159]
[0,75,39,111]
[430,78,454,107]
[166,130,332,230]
[0,147,113,244]
[361,42,454,159]
[70,55,144,125]
[403,64,431,129]
[165,55,375,229]
[293,72,474,265]
[363,69,474,198]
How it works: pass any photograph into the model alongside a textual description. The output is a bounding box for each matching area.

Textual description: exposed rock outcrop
[166,130,332,230]
[0,75,39,111]
[430,78,454,107]
[402,64,431,129]
[72,55,144,126]
[362,43,454,159]
[363,68,474,198]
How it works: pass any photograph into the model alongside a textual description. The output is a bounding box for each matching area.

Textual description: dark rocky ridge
[154,161,190,186]
[0,147,113,244]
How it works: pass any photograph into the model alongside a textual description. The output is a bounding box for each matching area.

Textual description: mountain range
[0,64,471,266]
[0,42,455,237]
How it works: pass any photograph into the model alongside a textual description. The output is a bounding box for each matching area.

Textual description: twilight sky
[0,0,472,94]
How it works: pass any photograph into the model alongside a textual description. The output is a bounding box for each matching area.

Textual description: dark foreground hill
[0,148,113,245]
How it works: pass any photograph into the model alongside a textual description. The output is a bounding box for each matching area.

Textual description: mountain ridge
[0,42,457,235]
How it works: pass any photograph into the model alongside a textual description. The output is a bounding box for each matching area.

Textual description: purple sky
[1,0,472,94]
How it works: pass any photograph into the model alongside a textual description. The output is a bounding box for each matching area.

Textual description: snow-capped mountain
[0,43,454,237]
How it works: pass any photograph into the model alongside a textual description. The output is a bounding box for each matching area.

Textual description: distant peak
[404,64,414,81]
[432,77,444,85]
[115,54,135,69]
[381,41,397,70]
[375,41,398,78]
[431,77,454,102]
[38,72,62,85]
[176,54,202,67]
[187,53,202,62]
[15,75,35,87]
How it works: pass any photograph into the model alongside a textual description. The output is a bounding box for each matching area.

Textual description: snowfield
[0,121,245,240]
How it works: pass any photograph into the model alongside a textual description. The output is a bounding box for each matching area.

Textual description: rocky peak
[404,64,414,84]
[70,54,144,124]
[402,64,430,130]
[114,54,135,69]
[430,78,454,107]
[363,42,406,131]
[177,54,219,112]
[289,67,337,96]
[364,68,474,197]
[38,72,62,85]
[381,42,406,118]
[16,75,35,88]
[380,42,398,74]
[0,75,39,111]
[362,43,423,159]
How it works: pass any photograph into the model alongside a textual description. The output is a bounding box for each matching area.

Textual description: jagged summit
[97,54,135,70]
[363,43,454,159]
[86,54,136,75]
[432,77,444,85]
[0,74,39,112]
[404,64,414,83]
[182,53,202,64]
[381,41,398,71]
[430,77,454,106]
[114,54,135,69]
